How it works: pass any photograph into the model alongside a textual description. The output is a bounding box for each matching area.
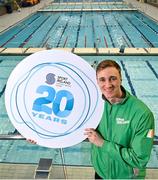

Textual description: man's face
[97,67,122,100]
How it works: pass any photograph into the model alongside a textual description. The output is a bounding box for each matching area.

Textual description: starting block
[34,158,52,179]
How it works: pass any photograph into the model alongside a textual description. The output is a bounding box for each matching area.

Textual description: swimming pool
[0,10,158,48]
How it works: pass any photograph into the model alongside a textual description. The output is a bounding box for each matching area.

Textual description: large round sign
[5,50,103,148]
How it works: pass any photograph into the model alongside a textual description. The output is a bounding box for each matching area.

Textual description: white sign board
[5,50,103,148]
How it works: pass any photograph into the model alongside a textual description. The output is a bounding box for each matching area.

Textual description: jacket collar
[102,86,130,105]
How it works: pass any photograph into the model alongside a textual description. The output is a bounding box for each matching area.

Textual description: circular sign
[5,50,103,148]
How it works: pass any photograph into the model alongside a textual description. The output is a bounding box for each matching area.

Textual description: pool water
[0,11,158,48]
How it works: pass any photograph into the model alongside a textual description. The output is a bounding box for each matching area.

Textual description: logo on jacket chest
[116,118,130,124]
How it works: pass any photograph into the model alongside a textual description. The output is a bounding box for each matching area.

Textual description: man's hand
[84,128,104,147]
[27,139,37,144]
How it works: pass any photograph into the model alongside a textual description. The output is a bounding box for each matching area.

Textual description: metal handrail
[0,134,157,145]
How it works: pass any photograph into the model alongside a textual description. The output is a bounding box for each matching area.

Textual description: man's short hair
[96,60,121,76]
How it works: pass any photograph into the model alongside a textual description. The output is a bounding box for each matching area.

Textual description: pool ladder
[34,158,52,179]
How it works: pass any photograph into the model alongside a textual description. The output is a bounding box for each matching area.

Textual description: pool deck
[0,163,157,179]
[0,0,52,33]
[0,47,158,55]
[125,0,158,21]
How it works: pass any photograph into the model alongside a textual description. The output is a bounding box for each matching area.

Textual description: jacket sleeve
[100,111,155,168]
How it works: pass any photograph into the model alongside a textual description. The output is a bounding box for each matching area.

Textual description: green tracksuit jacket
[91,88,154,179]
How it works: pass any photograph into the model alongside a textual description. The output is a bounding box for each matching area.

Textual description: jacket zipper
[107,104,113,178]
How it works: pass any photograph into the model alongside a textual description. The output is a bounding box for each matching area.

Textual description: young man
[85,60,154,179]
